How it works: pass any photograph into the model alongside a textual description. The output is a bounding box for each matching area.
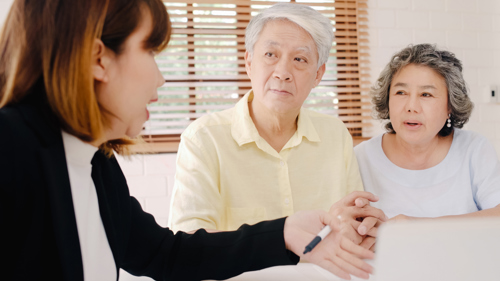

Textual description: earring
[447,114,451,128]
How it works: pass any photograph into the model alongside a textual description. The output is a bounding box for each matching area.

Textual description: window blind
[140,0,371,152]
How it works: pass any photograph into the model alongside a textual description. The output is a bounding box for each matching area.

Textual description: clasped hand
[283,191,386,280]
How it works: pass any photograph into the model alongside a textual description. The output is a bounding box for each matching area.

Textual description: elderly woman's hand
[350,192,388,237]
[284,209,374,280]
[329,191,387,249]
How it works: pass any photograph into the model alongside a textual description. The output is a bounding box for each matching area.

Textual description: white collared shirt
[62,131,116,281]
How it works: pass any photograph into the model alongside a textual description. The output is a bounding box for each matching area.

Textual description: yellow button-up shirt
[169,90,363,232]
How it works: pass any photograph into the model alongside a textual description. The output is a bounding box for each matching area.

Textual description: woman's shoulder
[1,100,59,142]
[0,105,22,129]
[0,105,32,146]
[354,133,383,155]
[442,129,497,172]
[452,129,492,151]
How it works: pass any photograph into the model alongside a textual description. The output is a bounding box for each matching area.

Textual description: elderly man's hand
[284,210,374,280]
[331,191,387,240]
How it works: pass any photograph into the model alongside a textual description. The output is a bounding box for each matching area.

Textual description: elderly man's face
[245,20,325,115]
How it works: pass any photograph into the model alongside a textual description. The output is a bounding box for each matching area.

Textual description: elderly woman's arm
[390,204,500,222]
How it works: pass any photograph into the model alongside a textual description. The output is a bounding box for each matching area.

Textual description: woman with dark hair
[0,0,375,280]
[355,44,500,221]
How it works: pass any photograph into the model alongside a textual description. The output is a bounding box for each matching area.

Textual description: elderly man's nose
[273,60,292,81]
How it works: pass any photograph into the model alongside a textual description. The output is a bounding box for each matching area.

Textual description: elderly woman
[355,44,500,221]
[169,2,385,242]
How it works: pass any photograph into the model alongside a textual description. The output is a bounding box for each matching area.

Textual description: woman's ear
[92,39,110,83]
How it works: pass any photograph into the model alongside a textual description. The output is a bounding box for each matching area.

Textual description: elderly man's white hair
[245,3,334,67]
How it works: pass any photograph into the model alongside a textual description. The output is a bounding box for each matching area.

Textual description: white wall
[368,0,500,157]
[115,154,177,227]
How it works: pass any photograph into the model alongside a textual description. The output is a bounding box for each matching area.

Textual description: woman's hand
[330,192,387,246]
[284,210,374,280]
[359,236,377,252]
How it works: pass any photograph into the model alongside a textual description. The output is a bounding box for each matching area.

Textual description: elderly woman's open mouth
[404,120,422,128]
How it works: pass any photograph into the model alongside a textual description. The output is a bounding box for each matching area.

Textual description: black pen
[303,225,332,254]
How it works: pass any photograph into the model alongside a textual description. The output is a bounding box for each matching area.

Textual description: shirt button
[280,161,285,167]
[284,198,290,205]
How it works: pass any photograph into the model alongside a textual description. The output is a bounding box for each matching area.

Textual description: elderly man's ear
[314,64,326,87]
[245,51,252,78]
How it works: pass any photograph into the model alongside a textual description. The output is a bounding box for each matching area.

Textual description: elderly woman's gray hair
[245,3,334,67]
[372,44,473,137]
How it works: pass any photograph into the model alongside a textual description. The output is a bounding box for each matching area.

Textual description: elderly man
[169,3,383,246]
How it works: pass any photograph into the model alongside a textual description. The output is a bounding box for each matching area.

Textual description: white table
[222,261,376,281]
[119,261,376,281]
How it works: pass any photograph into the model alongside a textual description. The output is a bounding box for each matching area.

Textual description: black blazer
[0,94,299,281]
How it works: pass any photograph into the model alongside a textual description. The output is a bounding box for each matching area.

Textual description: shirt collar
[61,130,99,166]
[296,107,321,143]
[231,90,261,146]
[231,90,321,148]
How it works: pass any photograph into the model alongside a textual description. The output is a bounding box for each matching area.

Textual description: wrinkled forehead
[393,64,446,83]
[262,40,314,54]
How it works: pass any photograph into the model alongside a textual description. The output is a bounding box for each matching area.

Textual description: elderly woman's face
[245,20,325,114]
[389,64,450,145]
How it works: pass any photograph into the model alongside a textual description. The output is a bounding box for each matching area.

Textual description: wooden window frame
[133,0,371,153]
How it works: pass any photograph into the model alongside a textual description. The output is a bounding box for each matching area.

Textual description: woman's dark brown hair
[0,0,171,154]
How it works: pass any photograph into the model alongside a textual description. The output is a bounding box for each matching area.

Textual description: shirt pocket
[226,207,267,231]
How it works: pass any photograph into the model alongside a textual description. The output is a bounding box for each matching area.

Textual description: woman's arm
[390,204,500,222]
[124,193,375,280]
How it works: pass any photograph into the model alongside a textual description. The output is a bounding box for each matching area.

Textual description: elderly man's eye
[294,57,306,63]
[422,93,432,97]
[265,52,274,57]
[395,91,404,95]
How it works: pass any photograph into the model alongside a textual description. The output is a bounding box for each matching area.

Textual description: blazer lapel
[39,139,84,281]
[18,101,84,281]
[91,155,120,272]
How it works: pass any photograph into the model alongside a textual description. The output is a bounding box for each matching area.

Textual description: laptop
[374,218,500,281]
